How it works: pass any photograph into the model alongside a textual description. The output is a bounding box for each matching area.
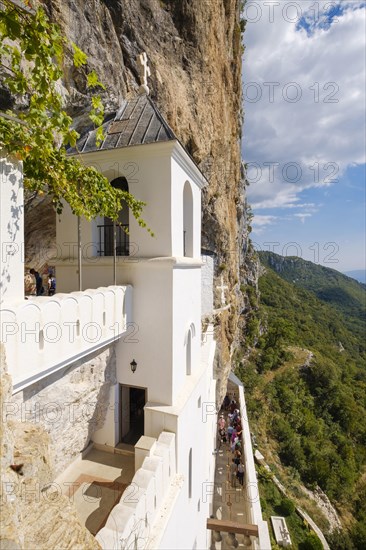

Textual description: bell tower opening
[100,177,129,256]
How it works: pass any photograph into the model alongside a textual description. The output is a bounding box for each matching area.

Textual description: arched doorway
[183,181,194,257]
[102,177,129,256]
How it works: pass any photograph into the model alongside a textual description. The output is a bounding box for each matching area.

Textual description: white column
[0,156,24,305]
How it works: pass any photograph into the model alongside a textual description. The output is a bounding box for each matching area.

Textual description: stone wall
[9,345,116,476]
[0,343,101,549]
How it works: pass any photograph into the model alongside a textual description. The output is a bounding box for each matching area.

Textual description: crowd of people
[218,394,246,487]
[25,268,56,297]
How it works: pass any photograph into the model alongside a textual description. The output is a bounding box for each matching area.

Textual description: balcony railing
[98,224,129,256]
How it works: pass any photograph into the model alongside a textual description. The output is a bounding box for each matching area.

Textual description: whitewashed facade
[0,97,218,549]
[1,95,269,549]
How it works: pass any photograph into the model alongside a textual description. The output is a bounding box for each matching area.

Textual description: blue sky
[242,1,366,271]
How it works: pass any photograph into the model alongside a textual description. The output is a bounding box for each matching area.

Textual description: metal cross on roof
[137,52,151,96]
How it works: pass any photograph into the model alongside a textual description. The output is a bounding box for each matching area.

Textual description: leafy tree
[326,530,355,550]
[0,0,148,228]
[278,497,295,516]
[299,532,323,550]
[350,521,366,549]
[265,318,295,348]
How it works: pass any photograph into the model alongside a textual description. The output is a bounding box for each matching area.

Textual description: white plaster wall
[53,196,100,269]
[56,144,173,264]
[126,150,172,258]
[115,261,174,405]
[55,258,202,407]
[0,285,130,391]
[0,156,24,305]
[144,333,217,550]
[55,141,205,291]
[55,261,122,294]
[92,383,120,447]
[175,362,216,548]
[172,266,201,401]
[171,157,201,258]
[159,377,216,548]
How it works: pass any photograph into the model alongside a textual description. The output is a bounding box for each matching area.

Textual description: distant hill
[237,252,366,548]
[258,252,366,344]
[344,269,366,284]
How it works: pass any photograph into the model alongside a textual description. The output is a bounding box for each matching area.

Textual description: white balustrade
[96,431,176,550]
[0,285,132,391]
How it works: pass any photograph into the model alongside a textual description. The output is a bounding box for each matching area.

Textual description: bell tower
[55,59,206,408]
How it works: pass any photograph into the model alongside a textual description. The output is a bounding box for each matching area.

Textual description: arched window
[103,177,129,256]
[185,323,195,376]
[183,181,194,257]
[188,448,192,499]
[186,330,192,375]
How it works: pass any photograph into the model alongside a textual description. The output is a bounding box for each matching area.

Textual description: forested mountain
[238,253,366,549]
[259,252,366,345]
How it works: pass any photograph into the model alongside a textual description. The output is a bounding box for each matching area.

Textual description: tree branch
[0,62,16,76]
[0,111,27,126]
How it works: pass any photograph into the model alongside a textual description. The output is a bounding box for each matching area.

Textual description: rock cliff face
[0,345,101,550]
[11,347,117,476]
[30,0,247,402]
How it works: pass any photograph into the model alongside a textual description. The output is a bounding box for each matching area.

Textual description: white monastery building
[0,77,270,548]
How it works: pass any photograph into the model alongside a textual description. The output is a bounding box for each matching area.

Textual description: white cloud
[252,214,278,233]
[253,214,277,226]
[285,202,317,209]
[242,1,366,209]
[293,212,312,223]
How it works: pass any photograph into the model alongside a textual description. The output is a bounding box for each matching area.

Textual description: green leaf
[91,95,103,110]
[87,70,106,90]
[95,126,104,146]
[71,42,87,67]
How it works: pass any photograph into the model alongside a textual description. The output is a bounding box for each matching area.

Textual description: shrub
[299,532,323,550]
[279,497,295,516]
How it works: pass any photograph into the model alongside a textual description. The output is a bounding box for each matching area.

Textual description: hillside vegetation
[238,253,366,549]
[259,251,366,345]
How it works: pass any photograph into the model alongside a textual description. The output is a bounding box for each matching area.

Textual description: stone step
[92,442,135,456]
[114,443,135,456]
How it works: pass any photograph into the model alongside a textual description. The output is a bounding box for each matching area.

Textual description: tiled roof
[69,95,177,154]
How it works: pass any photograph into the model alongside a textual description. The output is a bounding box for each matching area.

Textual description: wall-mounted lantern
[130,359,137,373]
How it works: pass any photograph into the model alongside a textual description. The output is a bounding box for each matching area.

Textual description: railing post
[77,216,82,291]
[113,220,117,285]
